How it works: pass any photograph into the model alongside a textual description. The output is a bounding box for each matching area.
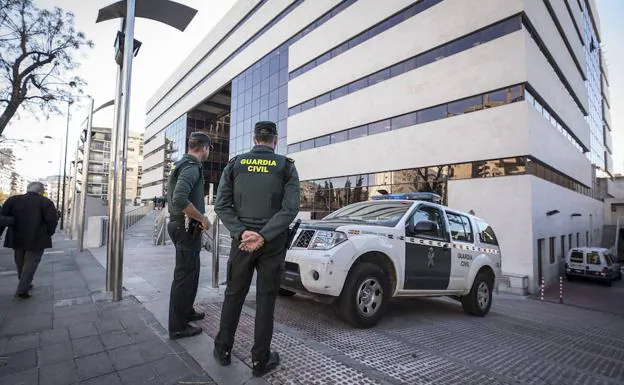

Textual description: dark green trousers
[214,231,287,362]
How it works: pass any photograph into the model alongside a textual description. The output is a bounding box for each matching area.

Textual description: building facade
[142,0,614,292]
[0,147,15,199]
[81,127,144,201]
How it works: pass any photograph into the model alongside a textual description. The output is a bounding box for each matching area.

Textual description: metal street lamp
[43,135,63,210]
[96,0,197,301]
[77,98,114,253]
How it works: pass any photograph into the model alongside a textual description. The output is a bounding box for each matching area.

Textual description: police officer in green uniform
[166,131,212,340]
[213,121,300,377]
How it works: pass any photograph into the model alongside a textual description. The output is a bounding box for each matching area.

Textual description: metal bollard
[540,276,545,301]
[559,276,563,304]
[211,216,220,289]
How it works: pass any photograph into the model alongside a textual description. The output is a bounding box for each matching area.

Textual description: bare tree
[0,0,93,135]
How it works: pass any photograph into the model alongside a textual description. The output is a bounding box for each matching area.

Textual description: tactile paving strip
[247,295,624,385]
[194,302,383,385]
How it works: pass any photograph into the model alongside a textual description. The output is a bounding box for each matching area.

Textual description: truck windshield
[323,201,412,227]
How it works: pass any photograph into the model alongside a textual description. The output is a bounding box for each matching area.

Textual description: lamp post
[60,100,74,230]
[77,98,114,253]
[43,135,63,210]
[96,0,197,301]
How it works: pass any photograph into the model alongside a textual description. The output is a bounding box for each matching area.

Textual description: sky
[2,0,624,179]
[2,0,237,179]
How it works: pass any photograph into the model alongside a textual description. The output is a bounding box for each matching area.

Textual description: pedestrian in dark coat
[0,182,58,298]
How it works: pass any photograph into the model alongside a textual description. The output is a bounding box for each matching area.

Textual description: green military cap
[189,131,214,149]
[254,121,277,136]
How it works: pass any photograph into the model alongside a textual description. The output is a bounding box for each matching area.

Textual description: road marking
[44,251,64,255]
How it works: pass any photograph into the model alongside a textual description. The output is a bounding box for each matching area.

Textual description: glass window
[260,96,269,112]
[330,86,348,100]
[391,113,418,130]
[268,106,278,123]
[300,139,314,151]
[348,125,368,139]
[330,131,348,144]
[348,77,368,93]
[484,88,509,108]
[549,237,555,264]
[315,136,330,147]
[278,102,288,121]
[404,57,418,73]
[368,119,391,135]
[447,212,474,243]
[269,90,279,108]
[418,46,445,67]
[261,78,270,95]
[409,205,446,240]
[476,219,498,245]
[447,95,483,116]
[447,33,481,56]
[269,73,279,91]
[418,105,447,123]
[288,143,301,153]
[301,99,315,112]
[368,68,390,86]
[586,251,600,265]
[390,61,406,77]
[316,92,331,106]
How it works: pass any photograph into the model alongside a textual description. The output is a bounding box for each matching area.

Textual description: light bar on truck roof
[370,192,442,203]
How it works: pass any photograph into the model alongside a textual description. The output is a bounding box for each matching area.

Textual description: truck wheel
[461,271,493,317]
[278,288,296,297]
[336,263,390,328]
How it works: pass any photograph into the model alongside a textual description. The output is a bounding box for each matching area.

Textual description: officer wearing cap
[213,121,300,377]
[166,131,213,340]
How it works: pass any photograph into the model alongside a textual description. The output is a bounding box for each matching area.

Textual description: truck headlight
[309,231,347,250]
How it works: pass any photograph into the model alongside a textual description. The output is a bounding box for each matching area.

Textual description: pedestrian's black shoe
[213,348,231,366]
[169,325,202,340]
[187,310,205,322]
[252,351,280,377]
[15,292,31,299]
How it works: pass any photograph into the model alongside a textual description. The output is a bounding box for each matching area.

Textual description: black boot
[169,325,202,340]
[252,351,280,377]
[186,309,205,322]
[213,348,231,366]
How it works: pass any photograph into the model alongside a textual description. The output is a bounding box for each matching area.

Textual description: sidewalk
[87,210,266,385]
[0,235,217,385]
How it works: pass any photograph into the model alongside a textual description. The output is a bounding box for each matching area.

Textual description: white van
[565,247,622,286]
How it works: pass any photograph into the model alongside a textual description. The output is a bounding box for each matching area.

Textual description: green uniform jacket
[167,154,205,217]
[215,145,300,242]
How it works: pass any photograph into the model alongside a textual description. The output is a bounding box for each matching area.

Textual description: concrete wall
[448,175,604,293]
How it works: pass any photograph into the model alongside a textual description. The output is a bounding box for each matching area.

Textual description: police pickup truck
[280,193,501,328]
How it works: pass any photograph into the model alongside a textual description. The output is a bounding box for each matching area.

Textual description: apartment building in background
[82,127,144,201]
[140,0,615,292]
[0,147,15,199]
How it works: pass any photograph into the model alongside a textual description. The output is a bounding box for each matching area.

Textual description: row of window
[288,16,523,116]
[298,155,591,214]
[523,88,585,153]
[289,0,442,80]
[410,206,499,246]
[521,14,587,117]
[287,84,525,154]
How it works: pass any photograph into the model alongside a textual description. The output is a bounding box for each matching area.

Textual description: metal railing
[101,204,152,246]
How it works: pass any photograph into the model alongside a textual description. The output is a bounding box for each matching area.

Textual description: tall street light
[96,0,197,301]
[43,135,63,210]
[77,98,114,253]
[60,99,73,230]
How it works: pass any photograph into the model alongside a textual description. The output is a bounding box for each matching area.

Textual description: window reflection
[300,156,590,219]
